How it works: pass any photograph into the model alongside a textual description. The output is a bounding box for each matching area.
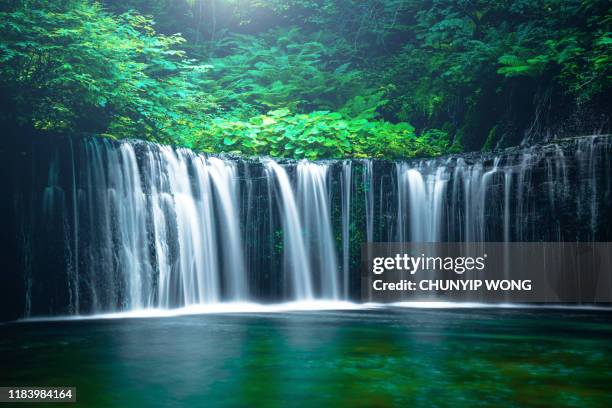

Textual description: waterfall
[64,141,250,312]
[396,162,449,242]
[146,147,175,308]
[296,162,340,299]
[576,137,599,236]
[265,160,314,300]
[154,147,194,307]
[341,161,352,298]
[395,136,610,243]
[515,151,534,241]
[363,160,374,242]
[503,162,512,242]
[114,143,151,309]
[191,156,221,303]
[207,157,247,300]
[68,139,80,313]
[9,135,611,317]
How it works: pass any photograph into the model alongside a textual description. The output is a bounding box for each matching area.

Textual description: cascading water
[82,140,153,311]
[265,160,314,300]
[363,160,374,243]
[6,134,611,319]
[44,140,252,313]
[396,161,448,242]
[340,161,352,298]
[296,162,340,299]
[148,146,218,307]
[207,157,247,300]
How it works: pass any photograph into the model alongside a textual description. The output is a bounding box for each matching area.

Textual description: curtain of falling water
[17,135,611,316]
[363,160,374,243]
[296,162,340,299]
[341,161,352,298]
[154,146,198,307]
[265,160,314,300]
[396,136,609,244]
[76,141,247,311]
[207,158,247,300]
[396,162,449,242]
[108,143,151,309]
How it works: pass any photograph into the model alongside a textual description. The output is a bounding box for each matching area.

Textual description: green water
[1,308,611,407]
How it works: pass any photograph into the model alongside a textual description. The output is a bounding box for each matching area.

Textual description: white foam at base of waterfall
[18,301,611,323]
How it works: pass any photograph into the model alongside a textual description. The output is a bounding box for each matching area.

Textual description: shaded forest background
[1,0,610,159]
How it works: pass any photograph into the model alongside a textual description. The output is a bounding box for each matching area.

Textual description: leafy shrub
[194,108,450,159]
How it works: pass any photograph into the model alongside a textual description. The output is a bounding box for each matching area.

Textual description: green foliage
[0,0,214,144]
[374,0,611,148]
[200,27,366,116]
[1,0,610,157]
[497,54,550,77]
[194,109,448,160]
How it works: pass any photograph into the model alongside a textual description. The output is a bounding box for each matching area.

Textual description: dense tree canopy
[1,0,610,158]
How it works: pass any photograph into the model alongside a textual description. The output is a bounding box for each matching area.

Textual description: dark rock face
[1,134,610,320]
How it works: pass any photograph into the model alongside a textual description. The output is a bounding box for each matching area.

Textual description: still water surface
[1,308,611,407]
